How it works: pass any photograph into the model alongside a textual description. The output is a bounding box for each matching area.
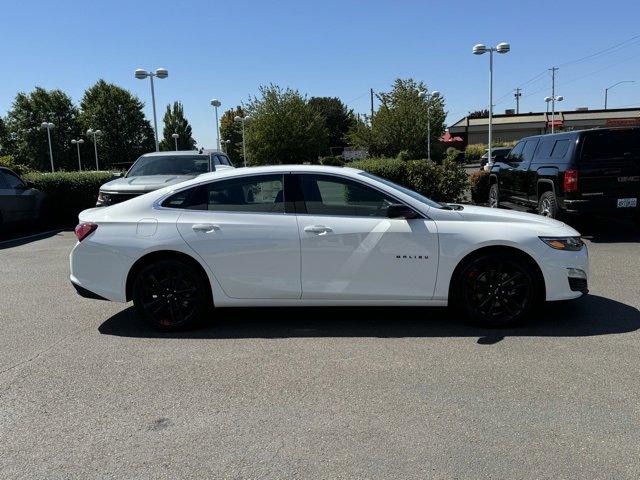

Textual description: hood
[99,175,197,193]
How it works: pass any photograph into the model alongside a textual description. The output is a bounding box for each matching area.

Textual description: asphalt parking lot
[2,219,640,479]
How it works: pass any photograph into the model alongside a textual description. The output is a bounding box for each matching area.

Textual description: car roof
[178,164,361,184]
[140,150,225,157]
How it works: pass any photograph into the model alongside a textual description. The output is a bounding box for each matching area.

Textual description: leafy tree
[349,78,446,160]
[244,85,328,165]
[159,101,196,151]
[5,87,81,171]
[79,80,155,168]
[468,109,489,118]
[219,106,245,166]
[308,97,355,155]
[0,117,9,156]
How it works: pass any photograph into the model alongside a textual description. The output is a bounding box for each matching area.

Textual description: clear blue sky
[3,0,640,148]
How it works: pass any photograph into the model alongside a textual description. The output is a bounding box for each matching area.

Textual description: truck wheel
[538,191,561,219]
[488,184,499,208]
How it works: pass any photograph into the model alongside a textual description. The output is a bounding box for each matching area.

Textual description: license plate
[617,198,637,208]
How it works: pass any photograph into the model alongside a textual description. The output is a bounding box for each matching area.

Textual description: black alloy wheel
[132,259,210,331]
[457,254,538,327]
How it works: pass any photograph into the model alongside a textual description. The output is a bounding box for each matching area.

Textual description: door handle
[192,223,219,233]
[304,225,333,234]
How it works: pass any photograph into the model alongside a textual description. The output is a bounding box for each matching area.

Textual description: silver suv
[96,150,234,206]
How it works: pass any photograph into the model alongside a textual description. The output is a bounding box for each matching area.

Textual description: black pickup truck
[488,127,640,223]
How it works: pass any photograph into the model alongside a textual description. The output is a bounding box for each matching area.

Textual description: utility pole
[370,88,374,125]
[514,88,522,114]
[550,66,559,134]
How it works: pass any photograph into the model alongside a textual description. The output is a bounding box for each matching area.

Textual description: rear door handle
[304,225,333,234]
[192,223,219,233]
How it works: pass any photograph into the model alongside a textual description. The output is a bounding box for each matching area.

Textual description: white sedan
[70,165,588,330]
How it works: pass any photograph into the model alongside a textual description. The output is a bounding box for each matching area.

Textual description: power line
[558,33,640,68]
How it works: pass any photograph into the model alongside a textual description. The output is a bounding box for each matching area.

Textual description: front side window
[521,140,539,163]
[127,155,210,176]
[300,174,396,217]
[2,170,25,189]
[163,174,284,213]
[505,141,525,163]
[216,155,231,166]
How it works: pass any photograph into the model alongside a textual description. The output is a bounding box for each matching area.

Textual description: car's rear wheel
[537,191,561,219]
[455,253,540,328]
[488,184,499,208]
[132,259,211,331]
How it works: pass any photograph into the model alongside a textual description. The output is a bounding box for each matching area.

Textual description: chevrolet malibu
[70,165,588,330]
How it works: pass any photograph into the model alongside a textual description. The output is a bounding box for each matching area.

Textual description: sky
[3,0,640,149]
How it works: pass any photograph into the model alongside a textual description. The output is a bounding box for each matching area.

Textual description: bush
[319,155,345,167]
[24,171,115,226]
[469,170,491,204]
[0,155,35,176]
[350,157,468,202]
[464,144,486,163]
[396,150,411,161]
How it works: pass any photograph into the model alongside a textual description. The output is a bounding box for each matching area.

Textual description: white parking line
[0,229,64,246]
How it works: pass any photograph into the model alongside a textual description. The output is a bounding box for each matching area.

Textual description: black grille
[569,277,588,293]
[108,193,143,205]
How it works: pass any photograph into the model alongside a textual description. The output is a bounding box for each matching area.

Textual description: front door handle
[192,223,219,233]
[304,225,333,234]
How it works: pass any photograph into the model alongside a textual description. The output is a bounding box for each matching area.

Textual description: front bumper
[539,243,589,301]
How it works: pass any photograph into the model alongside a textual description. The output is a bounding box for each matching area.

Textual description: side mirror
[387,203,420,219]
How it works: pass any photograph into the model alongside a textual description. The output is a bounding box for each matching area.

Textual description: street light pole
[40,122,55,172]
[71,139,84,171]
[135,68,169,152]
[544,95,564,134]
[86,129,102,170]
[234,115,250,167]
[418,89,441,161]
[211,99,221,150]
[172,133,179,151]
[473,42,510,170]
[604,80,635,109]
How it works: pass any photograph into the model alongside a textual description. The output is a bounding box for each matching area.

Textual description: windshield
[127,155,210,177]
[358,171,443,209]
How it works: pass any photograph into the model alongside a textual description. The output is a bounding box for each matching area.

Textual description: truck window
[550,139,570,159]
[581,129,640,162]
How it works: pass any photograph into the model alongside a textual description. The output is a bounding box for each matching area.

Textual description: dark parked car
[488,127,640,223]
[0,167,47,229]
[479,146,511,170]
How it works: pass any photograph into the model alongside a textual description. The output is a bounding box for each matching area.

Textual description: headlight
[539,236,584,251]
[97,191,111,205]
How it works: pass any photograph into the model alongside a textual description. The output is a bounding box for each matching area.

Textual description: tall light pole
[86,129,102,170]
[605,80,634,109]
[418,89,440,161]
[473,42,510,170]
[544,96,564,133]
[222,139,231,153]
[210,99,221,150]
[135,68,168,152]
[172,133,179,151]
[71,139,84,171]
[234,115,250,167]
[40,122,55,172]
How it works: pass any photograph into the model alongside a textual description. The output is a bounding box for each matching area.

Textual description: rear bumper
[562,196,639,215]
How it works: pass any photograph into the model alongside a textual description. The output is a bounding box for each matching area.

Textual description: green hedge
[350,156,468,202]
[464,144,486,163]
[0,155,34,176]
[469,170,490,204]
[24,171,115,226]
[319,156,345,166]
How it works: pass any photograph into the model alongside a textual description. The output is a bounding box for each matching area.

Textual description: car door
[498,141,525,198]
[295,173,439,300]
[175,173,301,299]
[0,169,35,222]
[511,139,539,200]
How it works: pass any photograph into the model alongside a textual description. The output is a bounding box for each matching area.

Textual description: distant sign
[606,118,640,126]
[342,149,368,161]
[547,120,563,127]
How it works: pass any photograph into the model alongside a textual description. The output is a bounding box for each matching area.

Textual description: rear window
[580,129,640,162]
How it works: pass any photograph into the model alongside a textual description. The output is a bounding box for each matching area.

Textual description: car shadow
[98,294,640,345]
[0,228,67,249]
[568,215,640,244]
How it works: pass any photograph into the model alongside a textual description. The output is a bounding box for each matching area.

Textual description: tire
[488,183,500,208]
[537,191,561,219]
[132,259,212,331]
[453,252,541,328]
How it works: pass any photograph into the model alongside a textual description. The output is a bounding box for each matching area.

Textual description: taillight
[75,223,98,241]
[563,169,578,193]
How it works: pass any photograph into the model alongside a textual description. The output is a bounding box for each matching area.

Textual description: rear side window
[505,141,525,162]
[550,139,570,158]
[581,129,640,162]
[2,170,25,188]
[216,155,231,166]
[162,174,284,213]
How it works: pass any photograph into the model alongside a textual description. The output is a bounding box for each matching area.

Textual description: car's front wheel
[454,253,541,328]
[132,259,212,331]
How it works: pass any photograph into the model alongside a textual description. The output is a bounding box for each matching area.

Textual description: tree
[468,109,489,118]
[308,97,355,155]
[79,80,155,168]
[244,85,328,165]
[159,101,196,151]
[219,106,245,166]
[0,117,8,156]
[349,78,446,160]
[5,87,81,171]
